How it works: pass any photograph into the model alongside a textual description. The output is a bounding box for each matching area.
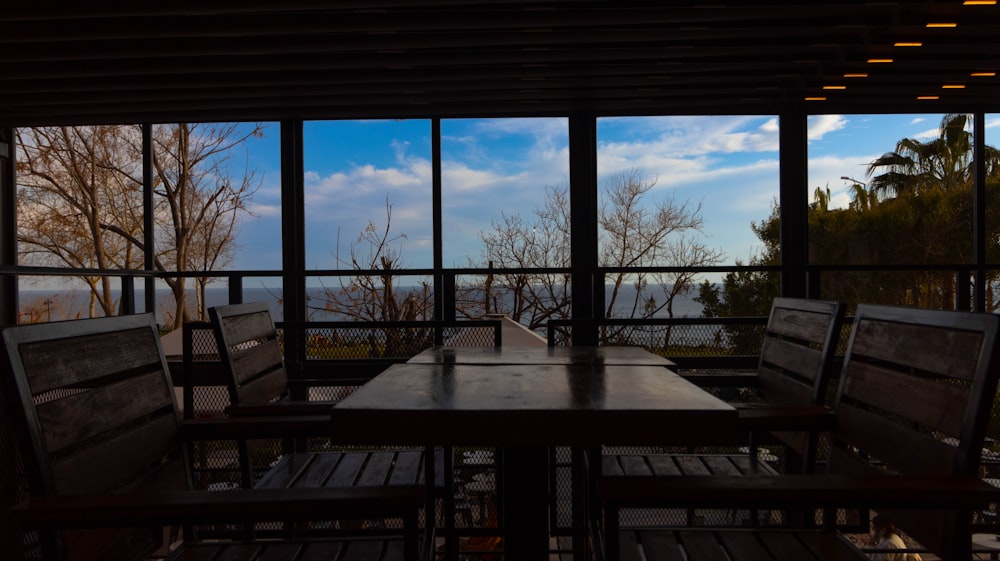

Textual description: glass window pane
[151,122,276,327]
[441,117,570,268]
[808,113,971,309]
[596,115,776,318]
[441,118,569,330]
[303,120,433,270]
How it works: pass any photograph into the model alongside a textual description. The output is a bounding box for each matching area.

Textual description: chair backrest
[209,302,288,407]
[755,297,845,406]
[1,314,185,561]
[754,297,845,465]
[828,304,1000,558]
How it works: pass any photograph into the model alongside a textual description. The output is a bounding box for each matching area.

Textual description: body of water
[19,283,705,325]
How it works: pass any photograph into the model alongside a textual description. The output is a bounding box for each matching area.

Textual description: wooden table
[330,350,735,561]
[973,533,1000,560]
[407,344,676,367]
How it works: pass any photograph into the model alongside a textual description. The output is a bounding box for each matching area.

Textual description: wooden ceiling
[2,1,999,126]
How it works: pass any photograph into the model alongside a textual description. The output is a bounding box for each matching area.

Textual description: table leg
[502,446,550,561]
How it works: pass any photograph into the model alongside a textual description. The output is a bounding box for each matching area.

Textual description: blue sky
[230,113,1000,282]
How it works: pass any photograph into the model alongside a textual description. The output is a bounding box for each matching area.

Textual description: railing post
[228,274,243,305]
[119,275,136,315]
[807,267,821,300]
[957,268,972,312]
[442,271,456,322]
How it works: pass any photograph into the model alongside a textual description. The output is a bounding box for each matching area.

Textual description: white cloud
[807,115,847,140]
[808,153,882,209]
[442,163,520,192]
[249,204,281,217]
[598,115,780,160]
[829,192,852,209]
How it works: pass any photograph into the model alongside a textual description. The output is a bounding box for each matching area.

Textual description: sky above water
[224,113,1000,282]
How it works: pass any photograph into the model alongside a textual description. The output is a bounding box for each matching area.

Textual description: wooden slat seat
[602,453,780,477]
[0,313,429,561]
[601,304,1000,561]
[616,528,868,561]
[258,448,445,491]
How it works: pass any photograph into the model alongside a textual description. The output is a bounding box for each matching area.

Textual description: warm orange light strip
[942,84,966,89]
[894,42,923,47]
[805,97,827,101]
[971,72,997,77]
[868,58,894,63]
[823,85,846,90]
[917,95,940,100]
[843,73,869,78]
[926,23,958,28]
[964,0,997,5]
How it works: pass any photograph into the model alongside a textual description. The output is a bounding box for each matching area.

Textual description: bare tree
[311,197,432,322]
[463,171,721,338]
[600,169,723,319]
[146,123,262,328]
[16,125,144,317]
[15,123,262,327]
[309,197,433,356]
[458,185,572,332]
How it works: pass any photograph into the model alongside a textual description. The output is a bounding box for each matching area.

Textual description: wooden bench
[598,297,844,527]
[0,313,429,561]
[599,303,1000,561]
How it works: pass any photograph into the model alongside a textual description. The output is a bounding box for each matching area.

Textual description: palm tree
[866,113,1000,197]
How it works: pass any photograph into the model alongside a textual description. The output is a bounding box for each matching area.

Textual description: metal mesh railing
[290,321,502,362]
[0,377,38,561]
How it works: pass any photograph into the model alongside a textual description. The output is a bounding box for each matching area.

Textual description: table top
[972,533,1000,551]
[330,360,735,447]
[407,345,676,367]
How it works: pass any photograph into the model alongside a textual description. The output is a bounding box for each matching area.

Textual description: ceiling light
[823,85,847,90]
[964,0,997,5]
[843,73,869,78]
[971,72,997,77]
[894,42,923,47]
[917,95,940,100]
[805,97,827,101]
[926,23,958,28]
[868,58,894,63]
[942,84,966,89]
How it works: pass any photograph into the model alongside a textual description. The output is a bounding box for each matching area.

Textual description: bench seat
[599,304,1000,561]
[258,449,445,490]
[618,529,867,561]
[1,313,430,561]
[602,453,780,477]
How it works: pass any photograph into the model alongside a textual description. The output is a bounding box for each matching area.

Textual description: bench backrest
[755,297,845,463]
[209,301,288,407]
[829,304,1000,557]
[1,314,185,561]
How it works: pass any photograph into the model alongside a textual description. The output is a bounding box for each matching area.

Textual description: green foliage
[708,113,1000,315]
[696,203,779,353]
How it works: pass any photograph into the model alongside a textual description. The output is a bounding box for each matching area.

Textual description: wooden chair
[208,302,444,539]
[600,303,1000,561]
[0,313,428,561]
[209,301,333,417]
[598,297,845,528]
